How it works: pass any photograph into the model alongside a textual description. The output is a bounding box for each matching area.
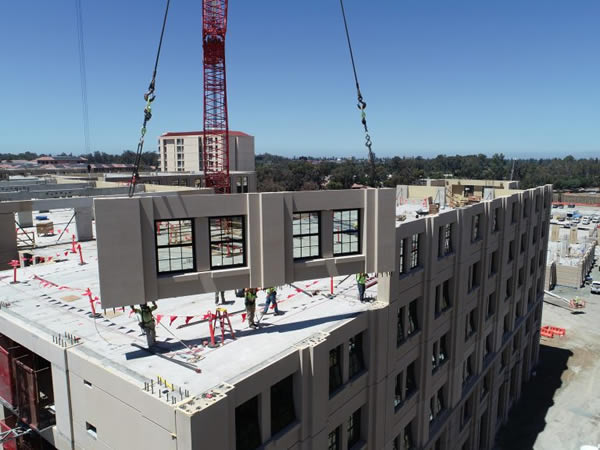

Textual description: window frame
[155,219,196,275]
[410,233,420,269]
[270,374,296,436]
[347,408,362,448]
[349,332,366,379]
[292,211,321,261]
[332,208,361,256]
[329,345,343,395]
[208,215,246,270]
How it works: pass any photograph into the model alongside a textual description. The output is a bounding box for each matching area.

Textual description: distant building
[158,131,255,173]
[35,156,88,165]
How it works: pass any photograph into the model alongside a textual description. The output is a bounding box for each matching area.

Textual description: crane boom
[202,0,231,193]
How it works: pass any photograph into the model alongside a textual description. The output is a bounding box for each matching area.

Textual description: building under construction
[0,181,552,449]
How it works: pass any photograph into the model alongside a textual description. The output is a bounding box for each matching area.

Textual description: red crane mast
[202,0,230,193]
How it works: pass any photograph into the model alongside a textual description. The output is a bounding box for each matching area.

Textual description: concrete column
[17,210,33,227]
[0,213,18,269]
[74,207,93,241]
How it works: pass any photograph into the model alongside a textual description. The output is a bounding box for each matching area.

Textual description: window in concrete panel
[511,202,518,223]
[394,371,404,408]
[403,421,415,450]
[405,361,417,398]
[539,250,544,267]
[347,407,362,448]
[516,300,523,320]
[329,345,343,395]
[397,306,405,346]
[271,374,296,436]
[328,426,340,450]
[479,410,489,448]
[236,176,249,193]
[503,313,510,338]
[486,292,496,320]
[86,422,97,439]
[293,211,320,260]
[235,395,261,450]
[520,233,527,253]
[434,279,452,317]
[333,209,360,256]
[349,332,365,379]
[410,233,420,269]
[535,195,541,212]
[461,393,474,429]
[439,223,453,257]
[429,385,446,423]
[472,214,481,242]
[484,332,493,360]
[432,334,449,372]
[398,238,405,275]
[512,332,520,354]
[492,207,500,232]
[541,222,546,238]
[530,256,535,275]
[463,353,474,386]
[468,261,481,291]
[523,199,529,218]
[465,308,477,341]
[481,372,491,400]
[407,300,419,336]
[532,226,538,244]
[489,250,498,276]
[155,219,195,274]
[506,277,513,300]
[508,239,515,262]
[209,215,246,269]
[518,266,524,287]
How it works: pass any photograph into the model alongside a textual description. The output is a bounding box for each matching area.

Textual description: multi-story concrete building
[0,183,551,450]
[158,131,255,174]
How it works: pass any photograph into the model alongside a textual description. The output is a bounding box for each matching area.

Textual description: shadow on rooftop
[494,344,573,450]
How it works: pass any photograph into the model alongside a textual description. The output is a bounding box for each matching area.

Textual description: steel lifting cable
[339,0,377,187]
[129,0,171,197]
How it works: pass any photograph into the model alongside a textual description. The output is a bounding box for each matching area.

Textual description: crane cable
[339,0,377,187]
[129,0,171,197]
[75,0,91,154]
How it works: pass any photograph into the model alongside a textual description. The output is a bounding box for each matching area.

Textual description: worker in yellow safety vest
[131,302,158,347]
[356,272,367,302]
[262,287,281,316]
[244,288,258,328]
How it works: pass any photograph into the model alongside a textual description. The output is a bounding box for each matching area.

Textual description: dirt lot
[496,258,600,450]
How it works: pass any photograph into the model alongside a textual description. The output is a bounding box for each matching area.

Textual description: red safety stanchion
[77,244,85,265]
[9,260,20,283]
[330,277,334,294]
[71,235,77,253]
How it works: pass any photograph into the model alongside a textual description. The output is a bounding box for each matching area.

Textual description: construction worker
[262,287,281,315]
[244,288,258,328]
[131,302,158,347]
[356,272,367,302]
[215,290,226,305]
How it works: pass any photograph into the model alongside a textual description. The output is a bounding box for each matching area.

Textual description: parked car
[582,218,590,225]
[568,203,576,208]
[558,204,564,209]
[591,281,600,294]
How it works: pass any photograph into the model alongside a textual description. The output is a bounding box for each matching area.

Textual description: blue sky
[1,1,599,158]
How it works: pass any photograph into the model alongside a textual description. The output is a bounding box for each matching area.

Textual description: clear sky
[1,1,599,158]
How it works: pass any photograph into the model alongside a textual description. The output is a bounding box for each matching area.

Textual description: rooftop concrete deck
[0,210,375,400]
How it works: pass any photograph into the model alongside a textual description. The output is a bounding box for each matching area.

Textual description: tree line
[256,153,600,192]
[0,151,158,168]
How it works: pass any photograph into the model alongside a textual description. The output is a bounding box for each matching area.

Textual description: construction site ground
[495,255,600,449]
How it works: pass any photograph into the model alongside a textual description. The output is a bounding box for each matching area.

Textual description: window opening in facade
[328,426,340,450]
[235,396,261,450]
[471,214,481,242]
[293,212,320,260]
[329,345,343,395]
[333,209,360,255]
[271,375,296,436]
[155,219,195,273]
[439,223,452,257]
[410,233,420,269]
[405,361,417,398]
[349,332,365,378]
[399,239,405,275]
[209,216,245,269]
[397,306,405,346]
[347,407,362,448]
[407,300,419,336]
